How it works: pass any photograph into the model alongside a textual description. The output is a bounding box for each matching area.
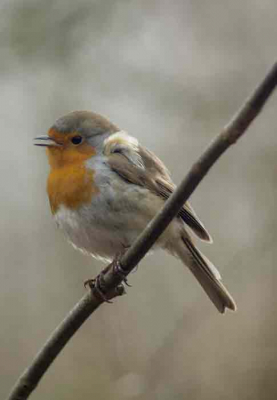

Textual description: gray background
[1,1,277,399]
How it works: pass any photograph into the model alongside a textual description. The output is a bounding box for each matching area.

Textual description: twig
[6,61,277,400]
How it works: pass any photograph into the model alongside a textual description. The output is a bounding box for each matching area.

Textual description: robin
[34,110,236,313]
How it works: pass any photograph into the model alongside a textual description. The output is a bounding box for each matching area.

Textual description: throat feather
[47,164,97,214]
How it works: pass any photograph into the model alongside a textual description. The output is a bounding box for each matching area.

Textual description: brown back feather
[107,143,212,242]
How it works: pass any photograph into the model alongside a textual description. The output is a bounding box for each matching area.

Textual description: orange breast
[45,130,99,214]
[47,163,98,214]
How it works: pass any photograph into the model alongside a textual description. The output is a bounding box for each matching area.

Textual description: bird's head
[34,111,118,168]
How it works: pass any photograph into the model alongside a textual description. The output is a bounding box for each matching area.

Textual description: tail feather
[177,237,236,313]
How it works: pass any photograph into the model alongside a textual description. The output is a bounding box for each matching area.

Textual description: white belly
[54,205,127,262]
[54,183,165,262]
[53,160,180,262]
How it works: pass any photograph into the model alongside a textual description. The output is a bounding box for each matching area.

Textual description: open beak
[33,135,62,147]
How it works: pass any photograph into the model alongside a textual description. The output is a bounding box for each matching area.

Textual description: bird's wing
[154,177,212,242]
[104,132,212,242]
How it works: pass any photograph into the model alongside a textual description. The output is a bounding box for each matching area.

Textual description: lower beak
[33,136,61,147]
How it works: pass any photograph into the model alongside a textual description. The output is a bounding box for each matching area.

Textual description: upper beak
[33,135,62,147]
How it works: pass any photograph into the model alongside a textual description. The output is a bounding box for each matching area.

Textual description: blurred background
[1,1,277,399]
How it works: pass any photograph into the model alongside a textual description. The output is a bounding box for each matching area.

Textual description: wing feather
[105,134,212,242]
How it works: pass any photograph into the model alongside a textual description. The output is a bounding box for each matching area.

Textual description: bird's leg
[84,247,132,301]
[84,274,112,303]
[84,272,125,303]
[111,250,132,287]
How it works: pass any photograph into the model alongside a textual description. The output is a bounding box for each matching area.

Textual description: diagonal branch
[6,61,277,400]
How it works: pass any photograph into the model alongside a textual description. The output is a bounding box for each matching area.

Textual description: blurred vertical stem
[6,61,277,400]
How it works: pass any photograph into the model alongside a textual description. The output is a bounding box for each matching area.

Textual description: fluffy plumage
[36,111,236,313]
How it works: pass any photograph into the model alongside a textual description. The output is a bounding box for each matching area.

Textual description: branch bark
[6,61,277,400]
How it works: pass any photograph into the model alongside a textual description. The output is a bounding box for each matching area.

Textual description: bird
[34,110,236,313]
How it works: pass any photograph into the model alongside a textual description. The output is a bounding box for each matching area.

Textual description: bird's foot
[111,255,132,287]
[84,273,125,303]
[84,249,132,302]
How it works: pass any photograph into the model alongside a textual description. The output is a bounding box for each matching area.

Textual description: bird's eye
[71,136,83,145]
